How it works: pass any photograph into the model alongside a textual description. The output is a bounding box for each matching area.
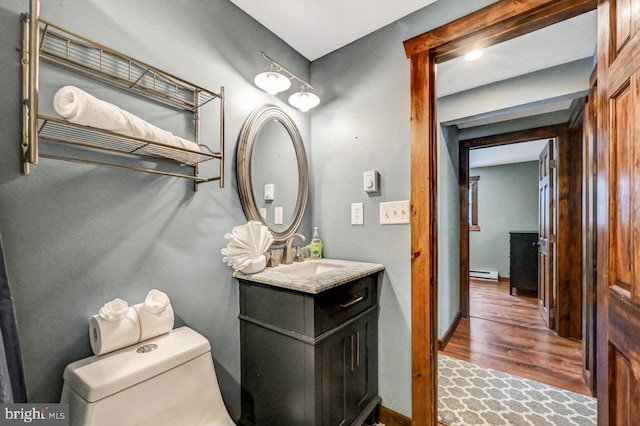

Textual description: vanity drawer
[316,276,376,334]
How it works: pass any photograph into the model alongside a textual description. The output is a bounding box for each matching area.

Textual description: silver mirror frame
[236,104,309,245]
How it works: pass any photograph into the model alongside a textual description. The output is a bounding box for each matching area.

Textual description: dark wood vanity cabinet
[321,312,377,425]
[237,273,381,426]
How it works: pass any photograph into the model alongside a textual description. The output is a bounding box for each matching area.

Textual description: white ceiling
[469,140,549,169]
[231,2,597,97]
[436,11,597,98]
[231,2,597,167]
[229,0,437,61]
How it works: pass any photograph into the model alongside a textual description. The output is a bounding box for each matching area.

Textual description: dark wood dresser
[509,231,539,296]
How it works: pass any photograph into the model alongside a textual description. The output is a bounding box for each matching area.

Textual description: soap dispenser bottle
[309,227,323,259]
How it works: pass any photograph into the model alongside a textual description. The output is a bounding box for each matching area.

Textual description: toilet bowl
[61,327,235,425]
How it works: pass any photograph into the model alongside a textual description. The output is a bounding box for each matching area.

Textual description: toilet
[61,327,235,425]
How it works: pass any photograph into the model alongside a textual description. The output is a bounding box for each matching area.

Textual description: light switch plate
[380,200,410,224]
[351,202,364,225]
[274,206,283,225]
[259,208,267,220]
[264,184,274,201]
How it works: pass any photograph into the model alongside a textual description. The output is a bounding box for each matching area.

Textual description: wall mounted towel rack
[21,0,225,190]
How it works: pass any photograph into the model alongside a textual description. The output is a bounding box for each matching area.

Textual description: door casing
[403,0,597,424]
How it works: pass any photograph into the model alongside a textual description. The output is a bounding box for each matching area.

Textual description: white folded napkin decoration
[89,289,175,356]
[143,289,171,313]
[134,289,175,341]
[90,298,140,355]
[98,298,129,321]
[221,221,274,274]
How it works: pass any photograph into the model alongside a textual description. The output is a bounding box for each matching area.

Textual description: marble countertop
[233,258,384,294]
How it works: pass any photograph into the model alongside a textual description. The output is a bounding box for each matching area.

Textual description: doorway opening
[403,2,599,422]
[441,137,591,396]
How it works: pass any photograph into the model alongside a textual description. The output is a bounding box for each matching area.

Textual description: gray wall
[309,0,497,416]
[0,0,583,420]
[0,0,311,418]
[469,161,539,277]
[437,58,593,125]
[437,128,461,340]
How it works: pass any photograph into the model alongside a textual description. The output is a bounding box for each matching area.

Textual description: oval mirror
[237,105,309,245]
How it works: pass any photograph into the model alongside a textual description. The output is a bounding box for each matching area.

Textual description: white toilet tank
[61,327,235,426]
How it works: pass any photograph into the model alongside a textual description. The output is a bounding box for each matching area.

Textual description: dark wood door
[322,312,378,426]
[538,140,555,330]
[346,313,378,424]
[597,0,640,422]
[321,329,348,426]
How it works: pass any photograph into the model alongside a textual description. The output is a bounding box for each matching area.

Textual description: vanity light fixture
[256,51,320,112]
[254,62,291,95]
[288,85,320,112]
[464,48,483,62]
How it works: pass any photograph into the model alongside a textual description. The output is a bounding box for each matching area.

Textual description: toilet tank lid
[63,327,211,402]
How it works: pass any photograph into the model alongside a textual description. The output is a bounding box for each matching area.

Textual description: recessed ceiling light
[464,49,483,62]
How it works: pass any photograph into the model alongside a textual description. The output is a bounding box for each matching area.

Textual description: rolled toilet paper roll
[89,307,141,355]
[133,302,174,341]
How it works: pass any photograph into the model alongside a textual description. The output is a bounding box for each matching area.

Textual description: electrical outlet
[274,207,283,225]
[379,200,410,224]
[351,202,364,225]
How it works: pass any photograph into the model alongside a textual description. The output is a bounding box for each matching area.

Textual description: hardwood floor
[440,279,591,396]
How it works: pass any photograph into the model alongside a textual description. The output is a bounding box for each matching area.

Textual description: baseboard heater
[469,269,498,281]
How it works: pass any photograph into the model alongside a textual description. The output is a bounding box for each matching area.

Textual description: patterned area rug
[438,355,597,425]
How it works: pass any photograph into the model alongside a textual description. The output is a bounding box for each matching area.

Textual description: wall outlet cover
[274,206,283,225]
[351,202,364,225]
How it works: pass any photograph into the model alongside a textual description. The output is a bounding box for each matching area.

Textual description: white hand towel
[89,299,141,356]
[134,289,174,341]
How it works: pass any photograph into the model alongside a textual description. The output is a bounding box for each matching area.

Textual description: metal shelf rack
[21,0,225,190]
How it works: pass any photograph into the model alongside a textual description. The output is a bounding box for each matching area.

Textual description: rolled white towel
[53,86,200,152]
[54,86,128,131]
[89,298,141,356]
[134,289,174,341]
[119,110,200,152]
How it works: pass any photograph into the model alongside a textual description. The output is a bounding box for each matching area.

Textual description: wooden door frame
[403,0,596,424]
[458,124,566,318]
[458,122,584,338]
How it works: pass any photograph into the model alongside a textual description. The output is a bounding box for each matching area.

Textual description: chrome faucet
[282,233,306,264]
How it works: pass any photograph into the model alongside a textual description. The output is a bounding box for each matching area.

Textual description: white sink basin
[272,260,346,276]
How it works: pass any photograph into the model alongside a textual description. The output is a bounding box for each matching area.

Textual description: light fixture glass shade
[254,70,291,95]
[464,49,483,62]
[288,89,320,112]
